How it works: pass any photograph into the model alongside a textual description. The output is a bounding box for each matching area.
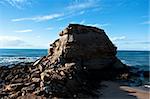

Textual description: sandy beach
[16,80,150,99]
[100,81,150,99]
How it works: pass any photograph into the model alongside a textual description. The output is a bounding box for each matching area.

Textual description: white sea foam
[0,57,40,66]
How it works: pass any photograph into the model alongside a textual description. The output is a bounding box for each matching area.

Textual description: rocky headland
[0,24,149,99]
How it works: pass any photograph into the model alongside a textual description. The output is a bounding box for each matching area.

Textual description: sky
[0,0,149,50]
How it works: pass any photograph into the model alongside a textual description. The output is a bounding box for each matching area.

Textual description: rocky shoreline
[0,61,149,98]
[0,24,149,99]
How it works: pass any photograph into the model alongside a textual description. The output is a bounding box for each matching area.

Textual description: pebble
[69,76,72,79]
[83,67,86,69]
[60,71,65,76]
[32,78,40,82]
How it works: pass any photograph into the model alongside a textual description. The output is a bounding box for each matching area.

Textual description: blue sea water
[117,51,150,71]
[0,49,149,71]
[0,49,47,66]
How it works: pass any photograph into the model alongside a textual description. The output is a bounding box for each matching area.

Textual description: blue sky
[0,0,149,50]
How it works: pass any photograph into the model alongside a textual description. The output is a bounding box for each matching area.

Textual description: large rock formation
[0,24,129,98]
[47,24,122,70]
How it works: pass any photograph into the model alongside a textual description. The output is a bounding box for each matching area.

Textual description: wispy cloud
[80,20,85,24]
[15,29,32,33]
[67,0,99,11]
[0,35,31,48]
[141,15,149,18]
[59,26,66,30]
[36,36,41,38]
[11,0,100,22]
[45,27,53,30]
[79,11,85,15]
[70,20,85,24]
[137,41,150,44]
[56,10,85,21]
[86,23,110,27]
[0,36,20,41]
[12,13,64,22]
[124,41,150,44]
[111,36,126,41]
[98,23,110,27]
[141,21,150,25]
[1,0,32,9]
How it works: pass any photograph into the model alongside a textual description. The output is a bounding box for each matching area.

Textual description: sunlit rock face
[48,24,118,70]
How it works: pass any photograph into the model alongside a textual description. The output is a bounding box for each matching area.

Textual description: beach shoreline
[0,62,149,98]
[100,81,150,99]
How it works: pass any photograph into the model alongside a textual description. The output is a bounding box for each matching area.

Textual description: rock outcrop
[48,24,118,70]
[0,24,129,98]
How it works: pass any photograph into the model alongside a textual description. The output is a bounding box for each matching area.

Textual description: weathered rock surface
[48,24,119,70]
[0,24,129,98]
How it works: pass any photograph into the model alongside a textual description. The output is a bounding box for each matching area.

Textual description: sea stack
[0,24,129,98]
[31,24,128,97]
[47,24,124,70]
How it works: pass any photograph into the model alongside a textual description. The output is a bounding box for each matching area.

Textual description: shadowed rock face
[48,24,118,70]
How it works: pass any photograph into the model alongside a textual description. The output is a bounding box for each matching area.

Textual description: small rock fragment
[32,78,40,82]
[60,71,65,76]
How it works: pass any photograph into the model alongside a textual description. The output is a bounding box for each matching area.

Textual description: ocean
[0,49,149,71]
[0,49,47,66]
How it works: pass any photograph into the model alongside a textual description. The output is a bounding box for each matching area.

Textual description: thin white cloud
[59,26,66,30]
[67,0,98,10]
[141,15,149,18]
[99,23,110,27]
[79,11,85,15]
[70,20,85,24]
[86,23,110,27]
[12,13,64,22]
[0,35,31,48]
[36,36,41,38]
[46,27,53,30]
[124,41,150,44]
[111,36,126,41]
[0,36,20,41]
[10,0,99,22]
[2,0,32,9]
[56,11,85,21]
[15,29,32,33]
[80,20,85,24]
[141,21,150,25]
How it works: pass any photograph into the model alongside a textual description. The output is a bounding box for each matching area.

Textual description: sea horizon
[0,49,149,71]
[0,48,150,51]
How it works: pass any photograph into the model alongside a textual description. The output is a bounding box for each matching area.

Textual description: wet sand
[100,81,150,99]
